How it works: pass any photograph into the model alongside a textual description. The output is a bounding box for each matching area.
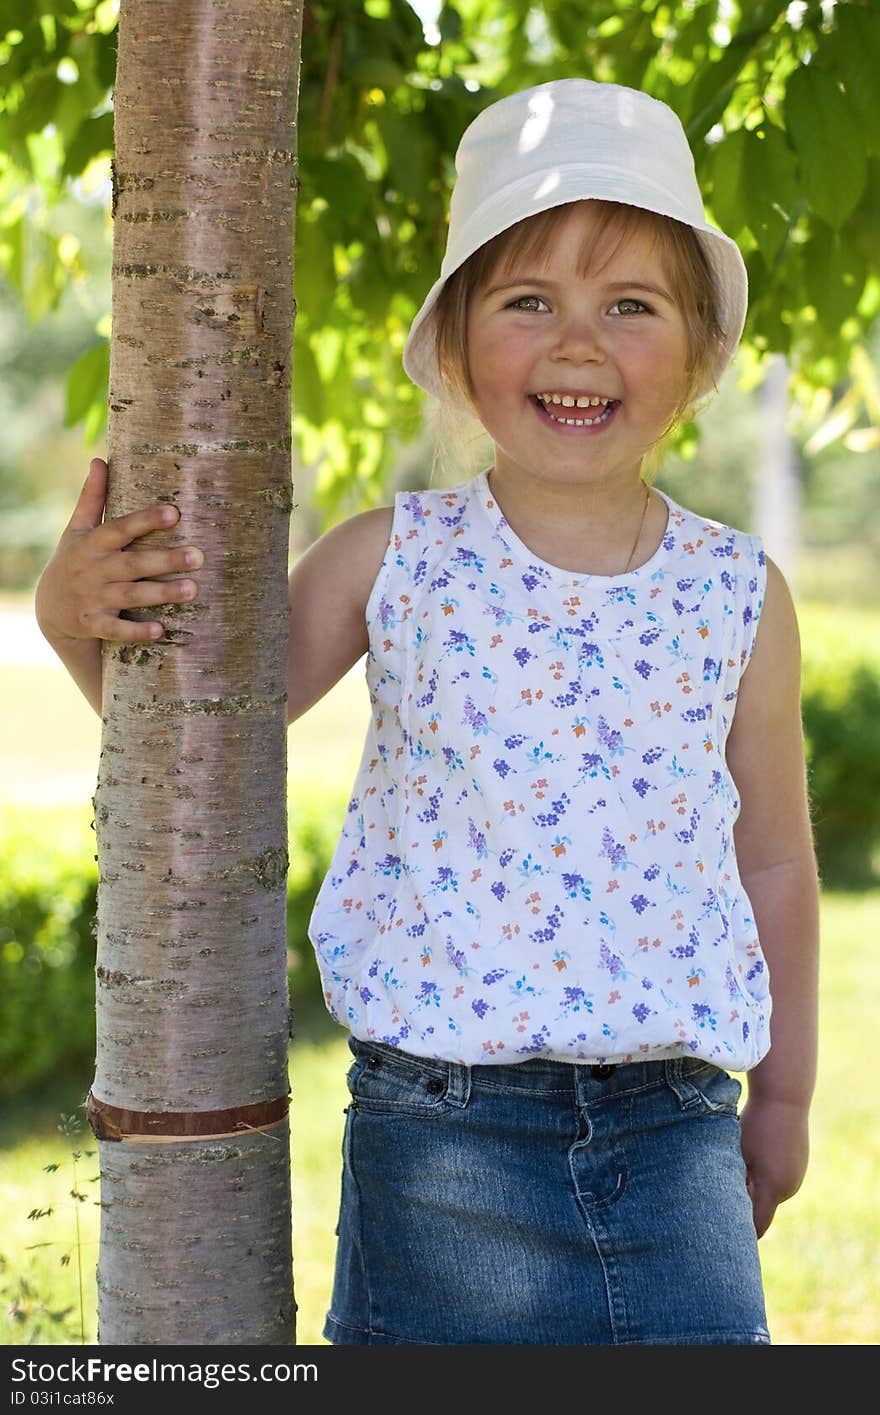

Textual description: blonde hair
[427,199,726,485]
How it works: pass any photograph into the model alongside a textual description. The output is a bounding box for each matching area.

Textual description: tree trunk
[86,0,303,1344]
[756,354,801,592]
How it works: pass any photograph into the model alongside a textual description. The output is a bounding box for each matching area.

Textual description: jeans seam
[346,1110,373,1335]
[585,1080,668,1104]
[325,1313,448,1345]
[627,1330,771,1345]
[324,1313,370,1337]
[471,1081,573,1097]
[324,1313,771,1345]
[349,1099,454,1116]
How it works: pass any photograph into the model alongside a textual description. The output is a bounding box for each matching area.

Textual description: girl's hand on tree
[35,457,204,645]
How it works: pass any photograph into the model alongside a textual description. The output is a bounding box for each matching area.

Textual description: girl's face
[465,202,691,490]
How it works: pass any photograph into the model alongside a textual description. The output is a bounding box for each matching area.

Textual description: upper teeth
[537,394,610,407]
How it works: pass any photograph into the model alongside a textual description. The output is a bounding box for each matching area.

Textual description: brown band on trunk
[87,1090,290,1143]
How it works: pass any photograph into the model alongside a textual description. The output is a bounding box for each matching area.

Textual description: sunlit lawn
[2,597,879,1345]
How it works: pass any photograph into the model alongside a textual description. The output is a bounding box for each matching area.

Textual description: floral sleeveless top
[309,469,771,1071]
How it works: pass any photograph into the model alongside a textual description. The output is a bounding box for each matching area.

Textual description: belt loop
[665,1055,700,1108]
[447,1058,471,1107]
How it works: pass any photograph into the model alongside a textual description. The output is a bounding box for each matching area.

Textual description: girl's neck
[485,463,662,577]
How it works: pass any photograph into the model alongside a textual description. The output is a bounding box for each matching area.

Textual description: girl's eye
[611,298,650,315]
[508,295,548,312]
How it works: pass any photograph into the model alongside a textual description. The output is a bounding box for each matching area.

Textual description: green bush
[285,807,342,1008]
[0,798,346,1099]
[802,661,880,888]
[0,864,98,1095]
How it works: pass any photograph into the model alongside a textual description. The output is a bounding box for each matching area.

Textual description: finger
[97,499,182,552]
[110,543,204,583]
[104,578,198,612]
[67,458,111,533]
[67,461,182,548]
[87,608,171,645]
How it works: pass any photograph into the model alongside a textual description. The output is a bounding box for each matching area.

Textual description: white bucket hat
[402,78,748,405]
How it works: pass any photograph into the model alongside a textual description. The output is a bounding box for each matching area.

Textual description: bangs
[483,201,669,287]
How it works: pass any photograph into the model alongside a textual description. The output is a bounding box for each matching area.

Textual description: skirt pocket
[347,1037,453,1117]
[667,1056,742,1117]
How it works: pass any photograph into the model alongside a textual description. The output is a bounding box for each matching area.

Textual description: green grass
[2,890,879,1346]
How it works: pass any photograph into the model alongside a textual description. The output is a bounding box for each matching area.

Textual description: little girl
[37,79,819,1346]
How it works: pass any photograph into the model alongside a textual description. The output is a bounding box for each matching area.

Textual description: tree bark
[87,0,303,1344]
[756,353,800,592]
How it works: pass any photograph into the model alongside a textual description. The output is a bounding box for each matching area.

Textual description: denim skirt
[323,1035,771,1346]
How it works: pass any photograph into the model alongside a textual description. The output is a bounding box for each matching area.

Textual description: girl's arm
[725,554,820,1237]
[35,458,204,717]
[285,506,393,724]
[36,458,393,727]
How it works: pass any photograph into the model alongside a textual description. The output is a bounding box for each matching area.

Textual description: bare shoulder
[290,503,394,614]
[321,502,395,556]
[285,504,395,723]
[302,502,394,564]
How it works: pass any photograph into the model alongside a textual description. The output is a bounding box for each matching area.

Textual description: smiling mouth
[529,394,619,429]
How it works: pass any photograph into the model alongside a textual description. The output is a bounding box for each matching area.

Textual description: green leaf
[438,6,463,42]
[785,65,867,228]
[84,396,107,446]
[836,3,880,157]
[349,246,391,324]
[93,28,118,94]
[61,112,114,182]
[749,233,809,359]
[742,126,799,263]
[708,129,748,239]
[376,105,429,201]
[0,214,25,295]
[349,56,405,92]
[5,69,59,141]
[803,221,867,330]
[23,250,60,323]
[306,154,372,224]
[64,343,108,429]
[291,336,326,426]
[0,116,33,176]
[295,214,337,324]
[388,0,426,52]
[0,15,48,87]
[0,1,46,26]
[848,158,880,267]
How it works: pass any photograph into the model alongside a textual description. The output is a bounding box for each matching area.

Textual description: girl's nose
[551,311,606,363]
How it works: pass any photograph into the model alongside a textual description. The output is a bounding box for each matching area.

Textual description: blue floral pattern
[309,469,770,1069]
